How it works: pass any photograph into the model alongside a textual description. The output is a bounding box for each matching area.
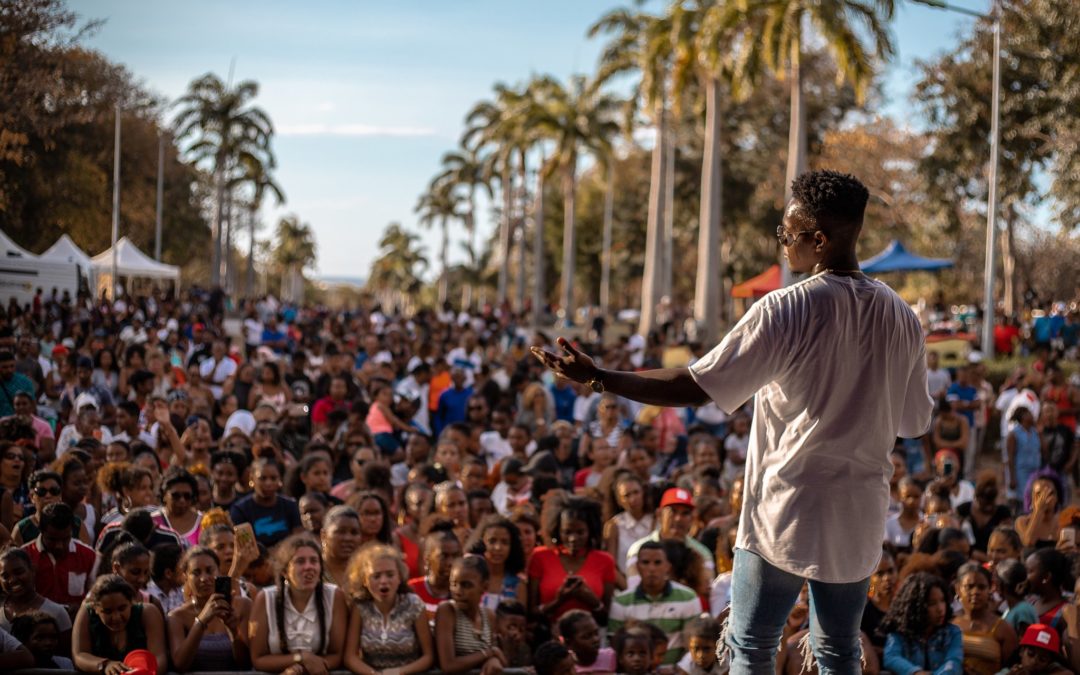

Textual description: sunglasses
[33,486,62,497]
[169,491,193,502]
[776,226,818,248]
[3,453,23,462]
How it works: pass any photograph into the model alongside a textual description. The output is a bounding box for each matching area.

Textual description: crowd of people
[0,283,1075,675]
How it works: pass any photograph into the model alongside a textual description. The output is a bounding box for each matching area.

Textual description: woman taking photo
[528,495,615,623]
[345,545,433,675]
[72,575,168,675]
[166,546,251,671]
[249,533,348,675]
[466,514,527,610]
[952,562,1017,675]
[155,467,202,548]
[321,505,362,586]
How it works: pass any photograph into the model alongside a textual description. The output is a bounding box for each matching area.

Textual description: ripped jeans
[726,549,870,675]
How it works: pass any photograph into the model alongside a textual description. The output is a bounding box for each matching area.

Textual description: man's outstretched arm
[531,338,710,408]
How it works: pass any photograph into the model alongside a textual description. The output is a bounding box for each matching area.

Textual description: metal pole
[110,104,121,300]
[155,133,164,261]
[981,3,1001,358]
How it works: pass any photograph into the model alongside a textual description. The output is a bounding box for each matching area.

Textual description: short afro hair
[790,169,869,230]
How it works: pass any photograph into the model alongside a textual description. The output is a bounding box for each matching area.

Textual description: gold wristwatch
[585,371,604,393]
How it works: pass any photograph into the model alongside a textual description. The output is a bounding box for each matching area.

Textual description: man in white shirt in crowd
[925,350,951,402]
[533,170,933,675]
[198,337,237,400]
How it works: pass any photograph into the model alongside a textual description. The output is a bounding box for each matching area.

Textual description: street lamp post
[111,103,121,300]
[911,0,1002,359]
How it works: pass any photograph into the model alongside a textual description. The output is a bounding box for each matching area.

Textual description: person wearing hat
[625,487,715,583]
[59,355,115,425]
[533,170,934,674]
[1008,623,1070,674]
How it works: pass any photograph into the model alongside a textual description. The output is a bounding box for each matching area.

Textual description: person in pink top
[559,610,615,674]
[3,391,55,461]
[366,383,413,460]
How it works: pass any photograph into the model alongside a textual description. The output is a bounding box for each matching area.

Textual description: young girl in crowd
[167,546,251,671]
[558,609,615,674]
[677,616,725,675]
[228,458,302,549]
[880,573,962,675]
[317,505,361,586]
[1025,548,1072,638]
[408,528,462,623]
[603,472,654,589]
[348,490,396,550]
[466,514,527,609]
[433,481,471,546]
[396,482,431,579]
[494,600,531,668]
[434,556,505,675]
[110,540,154,605]
[574,437,615,493]
[534,640,576,675]
[209,451,246,511]
[884,477,922,552]
[344,544,432,675]
[72,575,168,675]
[10,611,73,669]
[249,533,348,675]
[612,626,653,675]
[952,562,1017,674]
[510,510,540,562]
[995,559,1038,635]
[861,549,897,660]
[0,548,71,639]
[299,492,329,535]
[987,526,1023,565]
[286,451,339,504]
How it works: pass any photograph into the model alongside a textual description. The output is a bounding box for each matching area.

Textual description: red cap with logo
[123,649,158,675]
[660,487,694,509]
[1019,623,1060,655]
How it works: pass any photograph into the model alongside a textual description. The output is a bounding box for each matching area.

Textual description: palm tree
[173,73,275,287]
[434,148,493,307]
[234,154,285,298]
[590,8,675,336]
[715,0,895,283]
[367,223,429,312]
[415,180,463,306]
[273,215,316,303]
[529,75,621,326]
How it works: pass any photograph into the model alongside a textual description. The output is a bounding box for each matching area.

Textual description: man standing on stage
[533,170,933,674]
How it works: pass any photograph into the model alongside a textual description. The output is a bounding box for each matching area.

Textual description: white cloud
[277,123,435,137]
[315,101,336,112]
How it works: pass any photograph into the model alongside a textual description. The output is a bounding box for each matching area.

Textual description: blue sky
[82,0,990,279]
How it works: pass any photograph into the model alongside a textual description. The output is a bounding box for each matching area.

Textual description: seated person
[72,575,167,675]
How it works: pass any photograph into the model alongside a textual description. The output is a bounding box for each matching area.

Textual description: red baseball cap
[1019,623,1060,655]
[660,487,694,509]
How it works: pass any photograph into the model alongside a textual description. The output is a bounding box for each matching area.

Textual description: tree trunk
[695,75,724,345]
[517,148,529,312]
[661,121,675,300]
[223,187,233,292]
[559,159,578,326]
[638,105,669,336]
[600,158,615,318]
[1001,212,1016,317]
[438,216,449,306]
[781,35,806,287]
[246,206,256,298]
[211,163,224,287]
[497,162,513,304]
[532,155,546,327]
[463,187,476,310]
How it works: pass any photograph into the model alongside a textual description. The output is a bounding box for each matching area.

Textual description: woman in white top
[603,472,654,589]
[249,533,348,675]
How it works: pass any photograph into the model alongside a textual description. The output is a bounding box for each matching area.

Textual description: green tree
[233,155,284,297]
[273,215,316,303]
[415,179,463,306]
[173,72,275,287]
[434,147,494,308]
[367,222,429,312]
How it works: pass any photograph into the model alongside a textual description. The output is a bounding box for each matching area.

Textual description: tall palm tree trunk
[463,187,477,310]
[211,164,224,287]
[600,158,615,318]
[516,150,529,311]
[1002,209,1016,317]
[497,164,513,304]
[695,76,724,345]
[559,159,578,326]
[781,35,807,287]
[532,155,546,327]
[638,106,669,336]
[246,207,256,298]
[661,122,675,300]
[438,216,449,306]
[223,188,233,292]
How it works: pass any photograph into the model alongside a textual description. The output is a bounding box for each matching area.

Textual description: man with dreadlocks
[533,170,934,674]
[249,533,348,675]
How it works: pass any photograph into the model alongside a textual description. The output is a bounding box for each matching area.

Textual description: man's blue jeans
[727,549,870,675]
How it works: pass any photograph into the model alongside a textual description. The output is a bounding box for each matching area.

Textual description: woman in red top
[527,495,614,623]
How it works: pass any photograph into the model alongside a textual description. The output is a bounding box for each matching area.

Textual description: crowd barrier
[9,670,533,675]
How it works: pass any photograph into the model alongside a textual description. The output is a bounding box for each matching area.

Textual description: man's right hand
[530,338,598,385]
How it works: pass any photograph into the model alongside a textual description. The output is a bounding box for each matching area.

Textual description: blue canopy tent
[860,239,954,273]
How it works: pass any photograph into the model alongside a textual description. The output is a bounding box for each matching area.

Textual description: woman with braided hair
[249,533,347,675]
[880,572,962,674]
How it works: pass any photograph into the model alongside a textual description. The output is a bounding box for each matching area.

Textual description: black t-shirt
[229,494,301,548]
[861,600,887,649]
[1045,424,1075,472]
[956,501,1012,552]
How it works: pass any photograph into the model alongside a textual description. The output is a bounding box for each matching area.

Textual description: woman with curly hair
[248,533,348,675]
[880,573,962,674]
[466,514,527,609]
[344,544,432,675]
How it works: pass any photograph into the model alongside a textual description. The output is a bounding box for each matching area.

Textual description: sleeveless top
[264,583,338,654]
[960,618,1003,675]
[366,405,394,435]
[453,604,493,656]
[1038,601,1068,637]
[357,594,424,669]
[89,603,147,661]
[15,515,82,543]
[191,630,237,671]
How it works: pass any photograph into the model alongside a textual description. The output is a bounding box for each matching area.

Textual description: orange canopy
[731,264,782,298]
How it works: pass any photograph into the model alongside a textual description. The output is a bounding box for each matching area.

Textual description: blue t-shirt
[550,384,577,422]
[229,494,301,548]
[946,382,977,427]
[260,328,287,353]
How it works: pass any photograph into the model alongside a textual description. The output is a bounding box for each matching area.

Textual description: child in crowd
[1009,623,1071,674]
[987,525,1023,565]
[9,611,73,670]
[559,609,615,674]
[996,559,1038,635]
[721,413,749,488]
[535,640,577,675]
[495,600,532,668]
[146,543,185,614]
[677,616,726,675]
[433,556,505,675]
[880,573,962,675]
[241,543,275,590]
[492,458,532,516]
[612,626,654,675]
[574,437,615,493]
[408,528,462,625]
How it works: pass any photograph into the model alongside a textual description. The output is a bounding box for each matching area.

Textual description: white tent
[91,237,180,281]
[0,230,36,259]
[40,234,92,268]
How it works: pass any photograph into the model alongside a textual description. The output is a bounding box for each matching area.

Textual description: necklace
[816,267,864,276]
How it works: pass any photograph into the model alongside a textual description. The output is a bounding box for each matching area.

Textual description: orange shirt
[428,371,451,412]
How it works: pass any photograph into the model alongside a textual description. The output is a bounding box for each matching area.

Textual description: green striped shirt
[608,580,702,664]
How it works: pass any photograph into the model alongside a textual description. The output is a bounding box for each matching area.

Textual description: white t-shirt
[478,431,512,470]
[927,367,952,398]
[689,273,933,584]
[446,347,483,386]
[199,357,237,398]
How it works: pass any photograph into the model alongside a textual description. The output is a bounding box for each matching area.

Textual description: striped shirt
[608,580,702,664]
